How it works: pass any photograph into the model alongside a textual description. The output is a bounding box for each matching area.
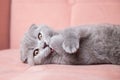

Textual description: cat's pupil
[33,49,39,57]
[38,33,42,40]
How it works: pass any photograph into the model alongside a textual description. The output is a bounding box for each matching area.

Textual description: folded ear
[29,24,38,31]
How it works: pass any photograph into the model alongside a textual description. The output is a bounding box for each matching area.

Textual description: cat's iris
[38,33,42,40]
[33,49,39,57]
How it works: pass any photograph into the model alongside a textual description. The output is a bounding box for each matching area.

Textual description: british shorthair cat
[20,24,120,65]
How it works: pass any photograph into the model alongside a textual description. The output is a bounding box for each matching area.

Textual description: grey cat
[20,24,120,65]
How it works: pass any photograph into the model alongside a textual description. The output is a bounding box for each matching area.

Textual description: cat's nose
[43,42,49,48]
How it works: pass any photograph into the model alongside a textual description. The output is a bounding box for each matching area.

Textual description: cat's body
[20,24,120,65]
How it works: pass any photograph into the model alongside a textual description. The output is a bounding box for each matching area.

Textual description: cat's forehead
[23,33,37,46]
[32,25,49,34]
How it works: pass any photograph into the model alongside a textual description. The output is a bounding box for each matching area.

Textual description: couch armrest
[0,0,11,50]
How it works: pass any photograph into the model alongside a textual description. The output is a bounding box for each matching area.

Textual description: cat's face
[20,24,55,65]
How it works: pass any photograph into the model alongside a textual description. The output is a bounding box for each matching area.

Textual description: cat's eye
[33,49,39,57]
[38,33,42,40]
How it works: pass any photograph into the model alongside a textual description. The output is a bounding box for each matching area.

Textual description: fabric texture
[0,49,120,80]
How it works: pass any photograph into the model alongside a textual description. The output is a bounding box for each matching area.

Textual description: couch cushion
[10,0,71,49]
[71,0,120,25]
[10,0,120,49]
[11,65,120,80]
[0,49,30,80]
[0,49,120,80]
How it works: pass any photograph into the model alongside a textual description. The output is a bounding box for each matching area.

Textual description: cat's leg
[50,34,66,55]
[61,28,80,54]
[62,27,91,54]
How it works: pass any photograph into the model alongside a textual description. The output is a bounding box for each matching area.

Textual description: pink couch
[0,0,120,80]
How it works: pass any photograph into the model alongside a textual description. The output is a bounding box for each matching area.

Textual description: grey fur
[20,24,120,65]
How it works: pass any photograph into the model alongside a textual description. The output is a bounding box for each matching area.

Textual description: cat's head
[20,24,56,65]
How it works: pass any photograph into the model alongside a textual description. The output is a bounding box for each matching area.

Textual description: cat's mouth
[43,42,54,53]
[45,43,55,53]
[50,47,54,53]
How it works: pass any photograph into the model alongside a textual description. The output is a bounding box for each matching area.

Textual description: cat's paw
[49,35,65,54]
[62,39,79,54]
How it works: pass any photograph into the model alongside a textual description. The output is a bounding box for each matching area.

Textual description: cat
[20,24,120,65]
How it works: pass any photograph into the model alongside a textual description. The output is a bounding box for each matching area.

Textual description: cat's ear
[29,24,38,31]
